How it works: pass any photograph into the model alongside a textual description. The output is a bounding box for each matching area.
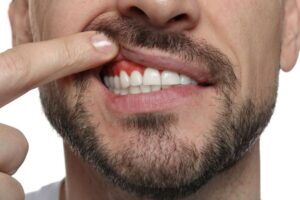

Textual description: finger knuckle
[60,39,78,67]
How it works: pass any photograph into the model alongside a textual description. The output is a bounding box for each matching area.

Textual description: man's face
[31,0,281,199]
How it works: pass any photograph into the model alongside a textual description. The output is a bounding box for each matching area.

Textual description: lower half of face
[36,1,282,199]
[39,54,278,199]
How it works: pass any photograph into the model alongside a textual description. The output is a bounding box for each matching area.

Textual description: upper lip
[104,45,215,86]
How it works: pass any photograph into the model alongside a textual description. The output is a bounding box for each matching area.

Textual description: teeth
[104,77,110,88]
[162,85,172,89]
[130,71,143,86]
[120,88,129,95]
[113,89,121,95]
[102,67,199,96]
[161,71,180,85]
[143,68,161,86]
[151,85,161,92]
[191,80,197,85]
[180,74,192,85]
[120,70,130,89]
[140,85,151,93]
[109,77,114,88]
[129,86,141,94]
[114,76,121,89]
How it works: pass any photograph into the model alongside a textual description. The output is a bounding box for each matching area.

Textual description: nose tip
[117,0,200,30]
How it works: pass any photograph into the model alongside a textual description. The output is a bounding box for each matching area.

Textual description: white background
[1,1,300,199]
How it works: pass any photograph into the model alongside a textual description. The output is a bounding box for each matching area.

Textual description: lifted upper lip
[104,45,215,86]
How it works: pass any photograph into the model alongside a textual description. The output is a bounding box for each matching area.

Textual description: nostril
[172,14,189,22]
[128,6,149,19]
[166,13,194,29]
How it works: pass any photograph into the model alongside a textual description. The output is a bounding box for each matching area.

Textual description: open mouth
[99,47,214,96]
[96,47,216,114]
[99,60,213,96]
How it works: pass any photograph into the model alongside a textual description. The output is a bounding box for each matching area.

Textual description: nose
[117,0,200,30]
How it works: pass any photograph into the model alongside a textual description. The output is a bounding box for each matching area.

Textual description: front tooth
[130,71,143,86]
[151,85,161,92]
[114,76,121,89]
[161,71,180,85]
[120,71,130,89]
[140,85,151,93]
[180,74,192,85]
[129,86,141,94]
[109,77,114,88]
[143,68,161,86]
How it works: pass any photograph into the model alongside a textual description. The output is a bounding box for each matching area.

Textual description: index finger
[0,32,118,107]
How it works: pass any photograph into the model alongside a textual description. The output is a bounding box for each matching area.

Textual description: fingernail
[91,33,118,56]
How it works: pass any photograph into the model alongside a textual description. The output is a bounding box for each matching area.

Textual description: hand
[0,32,118,200]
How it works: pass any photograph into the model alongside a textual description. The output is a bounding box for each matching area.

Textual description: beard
[39,17,278,200]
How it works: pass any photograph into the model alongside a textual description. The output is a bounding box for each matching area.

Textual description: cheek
[200,0,282,102]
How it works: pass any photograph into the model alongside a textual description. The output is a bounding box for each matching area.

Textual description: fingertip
[91,32,119,60]
[0,124,29,174]
[0,173,25,200]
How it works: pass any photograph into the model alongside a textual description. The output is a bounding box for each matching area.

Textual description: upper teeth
[103,67,197,95]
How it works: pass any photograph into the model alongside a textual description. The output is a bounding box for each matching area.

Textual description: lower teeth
[110,85,177,95]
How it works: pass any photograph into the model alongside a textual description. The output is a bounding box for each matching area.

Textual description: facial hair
[39,17,278,200]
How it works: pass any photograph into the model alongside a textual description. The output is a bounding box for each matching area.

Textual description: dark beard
[39,17,278,200]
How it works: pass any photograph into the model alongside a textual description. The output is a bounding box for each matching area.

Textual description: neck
[62,141,260,200]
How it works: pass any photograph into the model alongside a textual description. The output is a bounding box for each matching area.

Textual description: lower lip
[100,82,210,114]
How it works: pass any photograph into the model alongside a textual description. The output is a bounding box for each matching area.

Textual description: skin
[0,0,299,199]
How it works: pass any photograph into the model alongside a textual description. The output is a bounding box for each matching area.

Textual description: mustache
[84,17,237,91]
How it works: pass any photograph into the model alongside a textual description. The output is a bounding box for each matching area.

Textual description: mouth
[97,46,216,114]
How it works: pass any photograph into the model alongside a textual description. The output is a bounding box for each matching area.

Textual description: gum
[105,60,145,76]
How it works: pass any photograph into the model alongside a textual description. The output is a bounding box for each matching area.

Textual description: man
[0,0,299,199]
